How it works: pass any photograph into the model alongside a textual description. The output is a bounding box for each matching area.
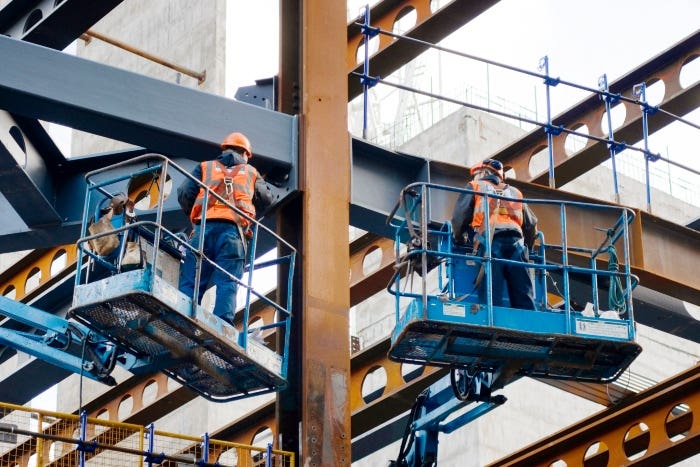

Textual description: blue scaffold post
[633,82,659,213]
[539,56,560,189]
[361,4,377,140]
[144,423,166,466]
[598,74,624,204]
[77,410,98,466]
[200,432,210,465]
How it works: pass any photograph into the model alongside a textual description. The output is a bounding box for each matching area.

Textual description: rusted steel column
[300,1,351,465]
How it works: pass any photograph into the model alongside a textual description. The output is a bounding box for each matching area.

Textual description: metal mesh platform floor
[70,270,286,401]
[389,318,642,384]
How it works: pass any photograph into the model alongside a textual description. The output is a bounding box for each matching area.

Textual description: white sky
[227,0,699,171]
[227,0,699,97]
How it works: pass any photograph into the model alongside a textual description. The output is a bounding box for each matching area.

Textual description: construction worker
[177,131,275,325]
[451,159,538,310]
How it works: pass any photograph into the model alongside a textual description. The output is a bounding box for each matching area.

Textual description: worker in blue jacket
[452,159,538,310]
[177,132,275,325]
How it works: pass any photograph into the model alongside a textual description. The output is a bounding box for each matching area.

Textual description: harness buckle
[223,177,234,196]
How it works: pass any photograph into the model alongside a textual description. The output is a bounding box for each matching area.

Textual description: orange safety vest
[469,179,524,237]
[189,160,257,227]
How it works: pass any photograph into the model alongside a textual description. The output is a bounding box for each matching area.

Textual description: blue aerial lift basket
[69,154,295,402]
[387,182,642,385]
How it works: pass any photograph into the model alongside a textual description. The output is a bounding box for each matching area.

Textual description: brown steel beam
[350,233,396,304]
[513,181,700,306]
[492,31,700,188]
[0,4,697,464]
[488,364,700,467]
[347,0,499,100]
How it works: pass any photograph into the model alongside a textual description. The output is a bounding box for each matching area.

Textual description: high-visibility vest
[190,160,257,227]
[469,179,524,236]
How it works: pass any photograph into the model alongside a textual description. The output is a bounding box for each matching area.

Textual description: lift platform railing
[385,182,642,385]
[70,154,296,401]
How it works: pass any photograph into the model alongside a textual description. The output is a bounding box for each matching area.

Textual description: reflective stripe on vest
[190,160,257,226]
[469,180,524,236]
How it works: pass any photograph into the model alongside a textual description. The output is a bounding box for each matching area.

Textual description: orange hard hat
[470,158,504,180]
[221,132,252,157]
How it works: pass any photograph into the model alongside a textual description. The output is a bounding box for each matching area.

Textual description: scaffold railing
[0,401,294,467]
[353,5,700,213]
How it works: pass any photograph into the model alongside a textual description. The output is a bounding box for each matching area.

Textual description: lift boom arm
[0,295,118,386]
[392,371,506,466]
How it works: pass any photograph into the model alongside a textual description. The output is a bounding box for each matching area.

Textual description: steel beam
[0,35,297,252]
[0,34,296,172]
[0,111,62,228]
[0,0,124,50]
[492,30,700,187]
[489,364,700,467]
[510,181,700,308]
[347,0,499,100]
[299,1,352,465]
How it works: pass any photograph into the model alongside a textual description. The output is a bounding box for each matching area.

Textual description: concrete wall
[399,106,527,167]
[70,0,226,157]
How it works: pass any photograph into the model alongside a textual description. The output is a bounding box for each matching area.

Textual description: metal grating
[70,273,286,402]
[390,319,642,384]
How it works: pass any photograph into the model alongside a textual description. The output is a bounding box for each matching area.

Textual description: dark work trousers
[178,220,246,324]
[480,230,536,310]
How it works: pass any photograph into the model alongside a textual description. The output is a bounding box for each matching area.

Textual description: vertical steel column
[277,0,302,460]
[301,1,351,463]
[278,1,351,465]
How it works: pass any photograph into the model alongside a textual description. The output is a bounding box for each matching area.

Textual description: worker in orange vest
[177,132,275,325]
[451,159,538,310]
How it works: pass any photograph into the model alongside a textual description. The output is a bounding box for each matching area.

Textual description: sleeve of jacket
[177,163,202,216]
[521,203,538,249]
[253,170,276,217]
[451,189,475,245]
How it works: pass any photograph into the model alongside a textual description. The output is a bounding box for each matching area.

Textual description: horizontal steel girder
[493,30,700,187]
[0,34,297,252]
[347,0,499,100]
[489,364,700,467]
[0,0,124,50]
[511,181,700,308]
[0,34,296,171]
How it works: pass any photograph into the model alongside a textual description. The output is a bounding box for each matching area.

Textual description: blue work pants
[178,221,246,323]
[480,231,536,310]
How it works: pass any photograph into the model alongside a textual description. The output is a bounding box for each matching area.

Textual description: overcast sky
[227,0,698,164]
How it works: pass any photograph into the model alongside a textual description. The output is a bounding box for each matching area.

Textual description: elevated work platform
[69,154,295,402]
[387,182,643,387]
